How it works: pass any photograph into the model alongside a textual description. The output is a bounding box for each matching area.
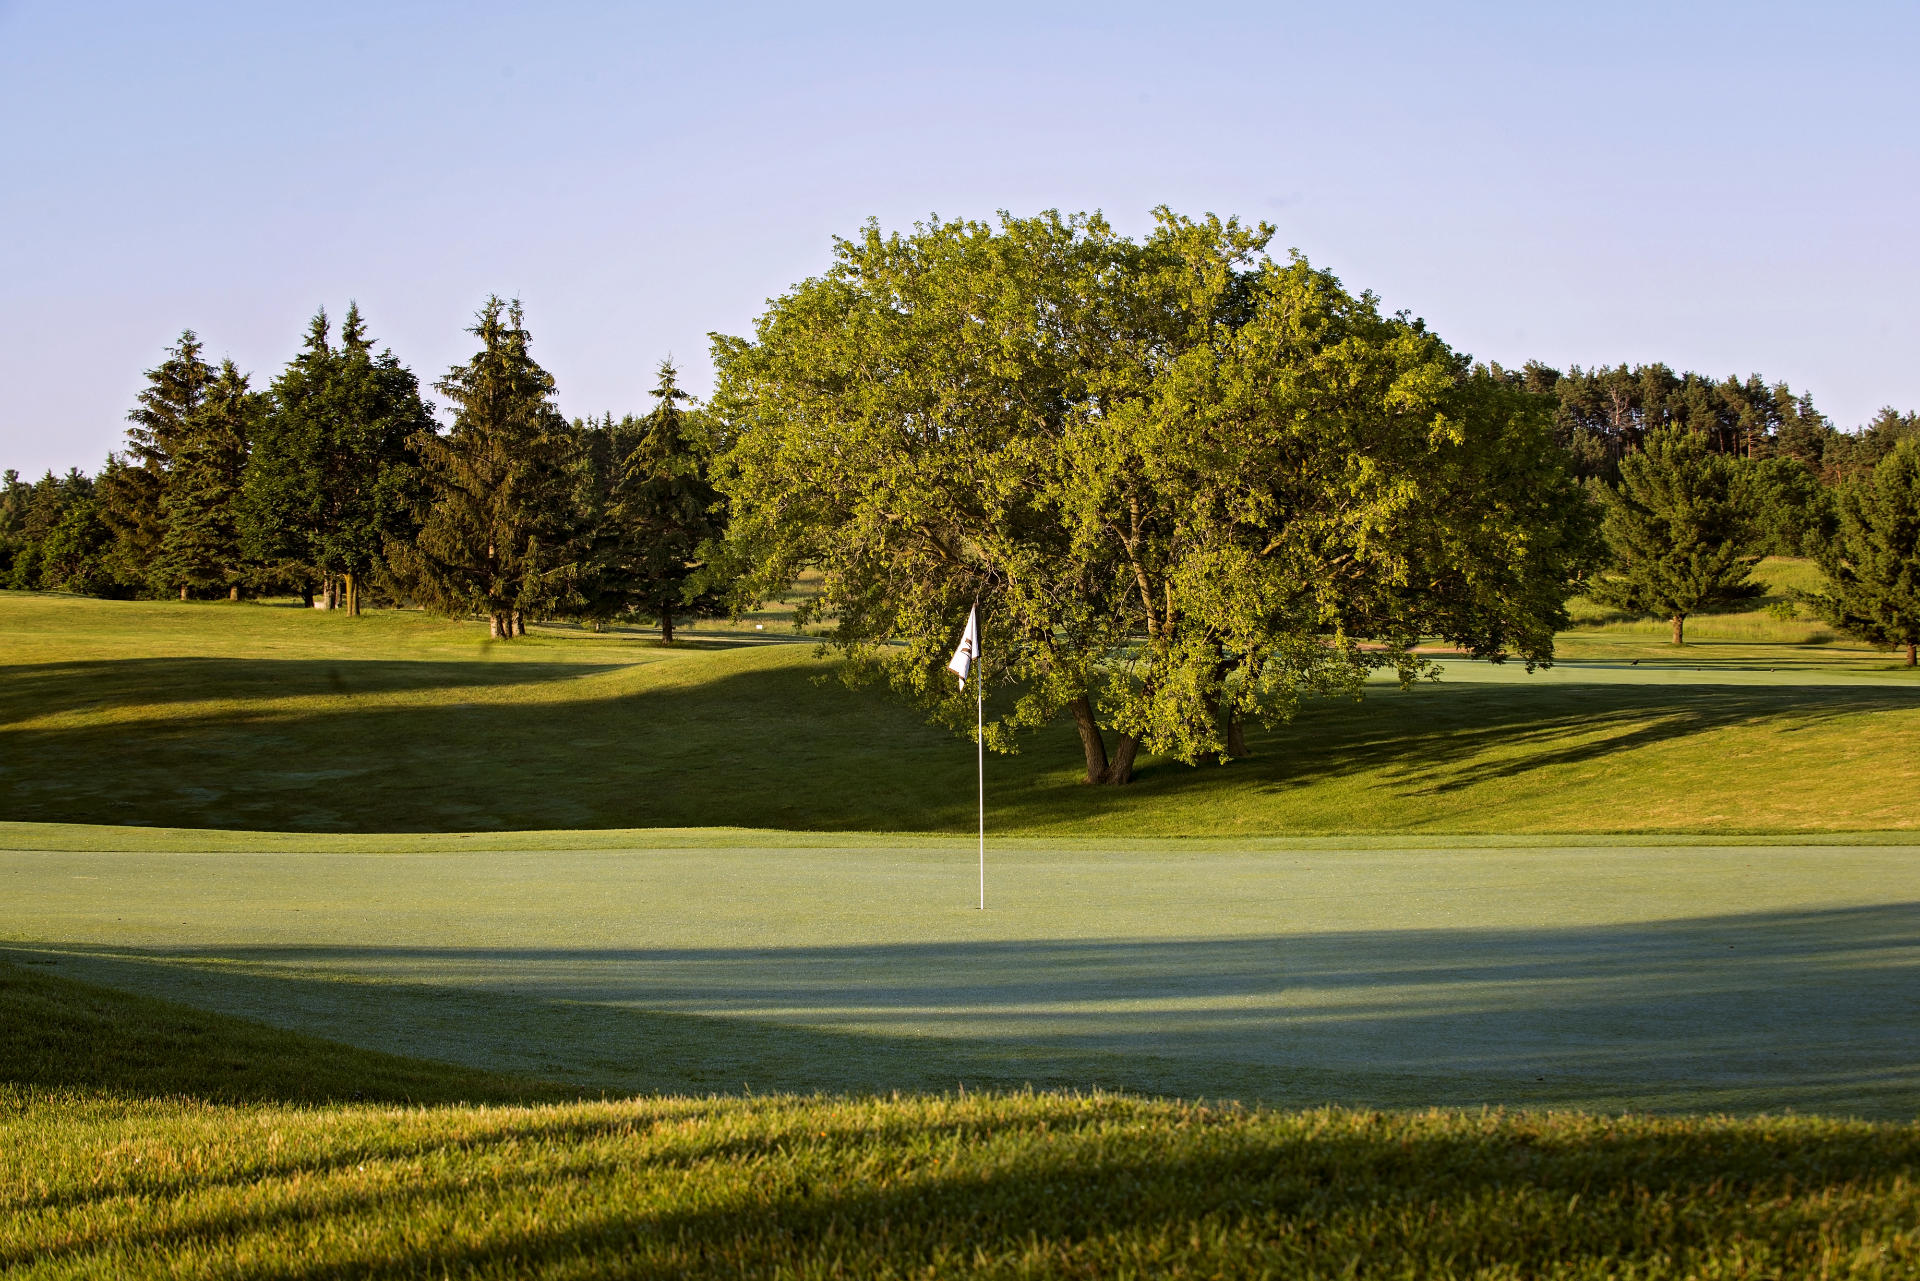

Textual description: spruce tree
[404,297,579,637]
[608,360,728,642]
[245,304,430,614]
[99,331,215,592]
[1589,427,1762,644]
[1809,438,1920,666]
[156,360,257,599]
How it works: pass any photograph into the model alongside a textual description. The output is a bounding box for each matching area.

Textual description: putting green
[4,834,1915,1117]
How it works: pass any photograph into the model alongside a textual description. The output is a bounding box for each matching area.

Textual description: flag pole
[977,653,985,911]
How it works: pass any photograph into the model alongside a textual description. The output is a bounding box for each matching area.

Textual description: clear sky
[2,1,1914,477]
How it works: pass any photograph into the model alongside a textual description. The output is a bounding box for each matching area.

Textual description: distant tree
[98,331,216,591]
[155,360,257,599]
[568,411,647,629]
[606,361,729,642]
[401,297,579,638]
[244,303,429,613]
[1589,427,1762,644]
[1733,455,1830,558]
[1807,438,1920,666]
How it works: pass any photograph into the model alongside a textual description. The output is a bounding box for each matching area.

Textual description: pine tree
[607,360,728,642]
[403,297,579,638]
[99,331,215,592]
[244,304,430,614]
[1589,427,1762,644]
[1809,438,1920,666]
[156,360,256,599]
[568,411,648,629]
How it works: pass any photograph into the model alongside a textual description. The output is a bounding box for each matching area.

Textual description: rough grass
[4,564,1920,835]
[4,959,1917,1280]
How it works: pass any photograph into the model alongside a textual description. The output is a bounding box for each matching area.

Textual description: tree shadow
[0,657,624,726]
[14,900,1919,1116]
[3,654,1917,831]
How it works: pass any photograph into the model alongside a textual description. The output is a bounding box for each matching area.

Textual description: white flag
[946,604,980,689]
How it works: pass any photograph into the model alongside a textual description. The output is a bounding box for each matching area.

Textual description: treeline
[8,207,1920,746]
[0,297,726,639]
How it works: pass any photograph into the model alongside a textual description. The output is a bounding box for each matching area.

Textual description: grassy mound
[3,959,1916,1279]
[0,956,554,1106]
[3,561,1919,835]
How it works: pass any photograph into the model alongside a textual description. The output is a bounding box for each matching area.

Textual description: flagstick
[977,675,985,911]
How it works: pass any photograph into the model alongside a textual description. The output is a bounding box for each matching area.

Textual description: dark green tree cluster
[243,305,430,613]
[5,301,728,639]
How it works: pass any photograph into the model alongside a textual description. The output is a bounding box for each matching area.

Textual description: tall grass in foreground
[6,1091,1916,1278]
[4,961,1919,1278]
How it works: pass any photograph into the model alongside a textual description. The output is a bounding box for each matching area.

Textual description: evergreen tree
[568,411,648,629]
[155,360,257,599]
[1809,438,1920,666]
[1589,427,1762,644]
[606,360,728,641]
[244,303,430,613]
[402,297,579,638]
[99,331,216,591]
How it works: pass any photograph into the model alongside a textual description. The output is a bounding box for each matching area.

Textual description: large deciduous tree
[712,210,1589,783]
[401,297,578,638]
[1588,426,1762,644]
[1808,438,1920,666]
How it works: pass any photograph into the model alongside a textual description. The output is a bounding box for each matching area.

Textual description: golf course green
[4,574,1918,1277]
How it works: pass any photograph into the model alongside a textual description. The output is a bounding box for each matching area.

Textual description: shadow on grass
[14,901,1919,1116]
[3,646,1918,831]
[0,956,561,1106]
[0,657,627,725]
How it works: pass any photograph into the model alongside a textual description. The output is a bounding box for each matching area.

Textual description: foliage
[713,210,1589,781]
[576,361,729,640]
[1807,437,1920,665]
[96,330,217,592]
[153,360,258,597]
[1514,361,1833,483]
[1589,427,1763,643]
[398,297,580,637]
[242,304,430,611]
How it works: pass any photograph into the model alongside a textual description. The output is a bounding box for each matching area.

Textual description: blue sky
[2,1,1914,475]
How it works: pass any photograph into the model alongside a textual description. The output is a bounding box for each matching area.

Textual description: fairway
[5,831,1916,1118]
[6,580,1920,837]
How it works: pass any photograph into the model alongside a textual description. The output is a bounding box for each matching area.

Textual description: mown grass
[3,959,1917,1279]
[4,564,1920,835]
[8,839,1916,1117]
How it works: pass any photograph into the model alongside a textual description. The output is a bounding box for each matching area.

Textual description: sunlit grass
[4,577,1920,835]
[4,960,1916,1280]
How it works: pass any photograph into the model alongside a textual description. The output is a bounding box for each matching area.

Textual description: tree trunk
[343,572,358,617]
[661,612,675,643]
[1069,696,1110,784]
[300,583,314,608]
[179,586,188,601]
[228,585,239,602]
[1671,614,1685,646]
[489,612,504,639]
[1226,713,1248,759]
[513,611,526,637]
[1103,734,1140,785]
[1907,641,1916,668]
[322,578,336,611]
